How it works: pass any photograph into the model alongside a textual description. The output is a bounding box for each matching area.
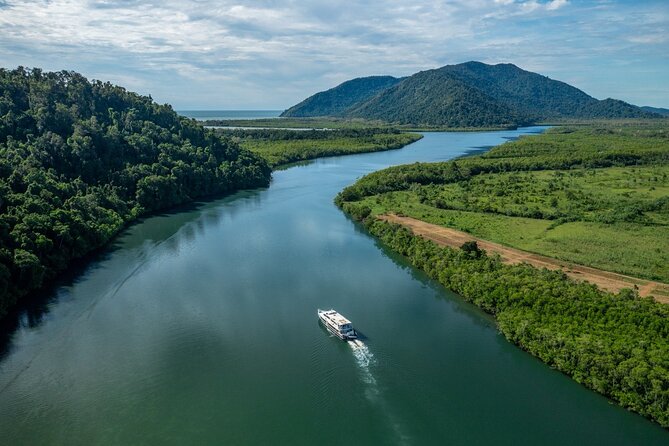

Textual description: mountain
[283,62,659,126]
[346,68,528,127]
[641,106,669,116]
[281,76,401,117]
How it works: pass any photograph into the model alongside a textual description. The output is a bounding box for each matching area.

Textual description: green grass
[237,132,422,167]
[360,191,669,281]
[340,122,669,283]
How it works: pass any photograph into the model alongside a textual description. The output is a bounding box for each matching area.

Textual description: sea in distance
[178,110,282,120]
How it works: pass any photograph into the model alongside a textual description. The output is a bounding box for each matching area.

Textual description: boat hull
[318,309,357,340]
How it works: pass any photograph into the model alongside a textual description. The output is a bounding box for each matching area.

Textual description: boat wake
[347,339,411,445]
[348,339,375,369]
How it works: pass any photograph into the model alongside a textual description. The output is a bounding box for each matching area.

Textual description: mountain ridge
[281,75,401,118]
[641,106,669,116]
[283,62,660,127]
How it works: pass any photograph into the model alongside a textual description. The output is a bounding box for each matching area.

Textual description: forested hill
[346,68,528,128]
[280,76,401,117]
[0,67,271,318]
[642,106,669,116]
[283,62,659,127]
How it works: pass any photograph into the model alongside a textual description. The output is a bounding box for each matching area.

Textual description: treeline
[350,216,669,427]
[337,122,669,427]
[0,67,271,318]
[221,128,422,168]
[218,127,405,141]
[336,124,669,203]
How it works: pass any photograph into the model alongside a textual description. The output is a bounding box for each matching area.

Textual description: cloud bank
[0,0,667,108]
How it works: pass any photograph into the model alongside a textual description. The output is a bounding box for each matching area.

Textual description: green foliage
[460,240,483,258]
[362,218,669,427]
[219,128,422,168]
[283,61,660,127]
[337,124,669,203]
[338,122,669,427]
[358,191,669,282]
[347,68,528,127]
[0,67,271,318]
[339,124,669,281]
[202,117,390,129]
[280,76,401,117]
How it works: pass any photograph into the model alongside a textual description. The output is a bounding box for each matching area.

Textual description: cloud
[546,0,569,11]
[0,0,667,108]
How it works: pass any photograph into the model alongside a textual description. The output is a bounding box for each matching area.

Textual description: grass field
[341,122,669,283]
[217,129,422,168]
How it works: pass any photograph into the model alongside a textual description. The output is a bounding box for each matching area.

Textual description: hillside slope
[642,106,669,116]
[283,62,659,126]
[280,76,401,117]
[346,68,529,127]
[0,67,271,318]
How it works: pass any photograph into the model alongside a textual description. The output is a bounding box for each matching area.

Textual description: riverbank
[215,127,423,168]
[345,215,669,428]
[336,123,669,283]
[379,213,669,303]
[336,121,669,428]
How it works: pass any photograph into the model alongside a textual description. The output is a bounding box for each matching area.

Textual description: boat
[317,309,357,340]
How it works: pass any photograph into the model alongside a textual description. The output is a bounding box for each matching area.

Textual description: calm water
[1,129,667,445]
[178,110,282,120]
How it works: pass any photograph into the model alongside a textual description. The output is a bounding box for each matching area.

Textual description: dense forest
[355,218,669,427]
[217,128,422,167]
[0,67,271,318]
[280,76,402,118]
[337,122,669,427]
[346,70,526,127]
[284,62,660,127]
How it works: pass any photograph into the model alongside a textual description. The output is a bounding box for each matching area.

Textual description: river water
[1,128,667,445]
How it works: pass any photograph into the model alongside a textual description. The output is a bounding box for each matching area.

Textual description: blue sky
[0,0,667,109]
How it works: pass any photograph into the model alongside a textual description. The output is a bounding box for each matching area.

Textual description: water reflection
[0,188,267,361]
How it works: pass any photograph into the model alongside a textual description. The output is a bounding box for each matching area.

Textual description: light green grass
[240,133,422,167]
[362,185,669,282]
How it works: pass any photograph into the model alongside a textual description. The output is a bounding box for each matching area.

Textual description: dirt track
[379,214,669,304]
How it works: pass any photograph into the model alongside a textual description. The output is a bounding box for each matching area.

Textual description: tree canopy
[0,67,271,318]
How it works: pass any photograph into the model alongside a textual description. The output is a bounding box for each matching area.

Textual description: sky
[0,0,667,109]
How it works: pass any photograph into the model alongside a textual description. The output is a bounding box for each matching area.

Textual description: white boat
[317,309,357,340]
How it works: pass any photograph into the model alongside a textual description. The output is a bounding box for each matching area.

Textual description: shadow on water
[0,187,267,362]
[0,245,118,361]
[274,159,316,171]
[346,214,497,331]
[456,145,494,159]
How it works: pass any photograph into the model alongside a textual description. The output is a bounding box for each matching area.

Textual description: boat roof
[322,309,351,325]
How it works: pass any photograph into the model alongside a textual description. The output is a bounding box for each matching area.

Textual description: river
[0,128,667,445]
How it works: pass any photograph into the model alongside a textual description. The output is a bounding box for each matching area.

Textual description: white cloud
[0,0,666,108]
[546,0,569,11]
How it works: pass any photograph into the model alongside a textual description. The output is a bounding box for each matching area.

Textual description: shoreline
[380,213,669,303]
